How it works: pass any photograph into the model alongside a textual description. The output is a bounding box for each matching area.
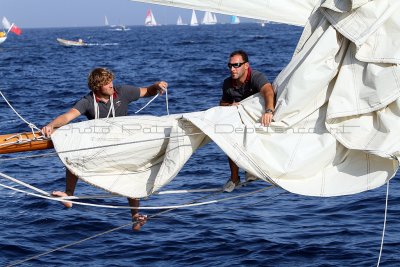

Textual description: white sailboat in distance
[177,15,187,26]
[145,9,157,26]
[231,15,240,24]
[190,10,198,26]
[202,11,216,25]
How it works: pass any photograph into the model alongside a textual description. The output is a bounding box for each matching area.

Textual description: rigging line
[0,152,58,162]
[377,181,390,267]
[6,221,133,267]
[0,171,50,196]
[165,88,169,115]
[6,178,229,266]
[0,90,41,132]
[134,93,159,114]
[0,178,274,210]
[62,188,222,200]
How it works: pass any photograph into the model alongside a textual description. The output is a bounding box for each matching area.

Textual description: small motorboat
[56,38,87,47]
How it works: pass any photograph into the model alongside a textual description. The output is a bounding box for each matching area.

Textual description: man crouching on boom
[42,67,168,231]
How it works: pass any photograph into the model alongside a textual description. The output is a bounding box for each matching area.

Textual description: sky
[0,0,243,28]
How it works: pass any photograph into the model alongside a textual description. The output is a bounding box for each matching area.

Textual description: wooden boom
[0,132,54,154]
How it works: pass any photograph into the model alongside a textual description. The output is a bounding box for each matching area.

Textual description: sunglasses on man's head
[227,62,246,69]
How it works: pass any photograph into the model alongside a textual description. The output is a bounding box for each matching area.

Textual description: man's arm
[260,83,275,126]
[140,81,168,97]
[42,108,81,137]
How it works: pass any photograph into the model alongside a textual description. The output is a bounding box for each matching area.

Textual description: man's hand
[261,112,273,126]
[42,124,54,138]
[156,81,168,95]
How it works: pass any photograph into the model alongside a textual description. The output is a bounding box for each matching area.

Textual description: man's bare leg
[128,198,147,231]
[52,169,78,208]
[228,157,240,184]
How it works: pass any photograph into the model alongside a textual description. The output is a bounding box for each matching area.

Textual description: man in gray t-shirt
[220,50,275,192]
[42,67,168,230]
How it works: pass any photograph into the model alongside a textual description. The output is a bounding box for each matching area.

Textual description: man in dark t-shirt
[42,67,168,230]
[220,50,275,192]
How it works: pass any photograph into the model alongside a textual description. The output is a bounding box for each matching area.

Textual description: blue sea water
[0,24,399,266]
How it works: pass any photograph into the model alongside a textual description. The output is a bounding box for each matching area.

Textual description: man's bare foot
[132,213,147,231]
[51,191,73,208]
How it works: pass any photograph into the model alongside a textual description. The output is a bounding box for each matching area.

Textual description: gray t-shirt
[221,69,269,103]
[73,85,141,119]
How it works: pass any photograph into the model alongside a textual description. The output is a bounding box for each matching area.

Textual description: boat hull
[57,38,86,47]
[0,36,7,44]
[0,132,53,154]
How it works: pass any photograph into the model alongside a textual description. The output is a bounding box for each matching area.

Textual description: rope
[0,172,274,210]
[6,222,132,267]
[135,88,169,115]
[0,152,58,162]
[5,178,249,266]
[376,181,390,267]
[0,90,41,133]
[0,171,50,196]
[5,179,266,266]
[134,93,159,114]
[165,88,169,115]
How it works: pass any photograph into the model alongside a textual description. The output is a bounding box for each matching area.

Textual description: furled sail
[129,0,318,26]
[53,0,400,199]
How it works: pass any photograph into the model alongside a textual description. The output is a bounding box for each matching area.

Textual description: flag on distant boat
[2,17,22,35]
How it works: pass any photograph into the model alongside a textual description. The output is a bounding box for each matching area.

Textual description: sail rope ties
[135,86,169,115]
[0,171,273,210]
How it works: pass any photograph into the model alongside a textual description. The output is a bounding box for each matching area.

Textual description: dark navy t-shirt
[73,85,141,119]
[221,69,269,103]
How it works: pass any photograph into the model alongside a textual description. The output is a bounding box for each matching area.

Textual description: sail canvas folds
[53,0,400,198]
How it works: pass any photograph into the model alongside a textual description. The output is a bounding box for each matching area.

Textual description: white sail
[212,13,218,24]
[145,9,157,26]
[190,10,198,26]
[177,15,186,25]
[231,15,240,24]
[202,11,215,25]
[104,15,109,26]
[53,1,400,198]
[129,0,316,26]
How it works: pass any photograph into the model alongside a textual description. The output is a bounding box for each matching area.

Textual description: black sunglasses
[227,62,246,69]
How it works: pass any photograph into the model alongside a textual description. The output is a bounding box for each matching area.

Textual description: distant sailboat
[176,15,186,26]
[0,17,22,45]
[231,15,240,24]
[145,9,157,26]
[202,11,216,25]
[212,13,218,24]
[105,15,129,31]
[190,10,198,26]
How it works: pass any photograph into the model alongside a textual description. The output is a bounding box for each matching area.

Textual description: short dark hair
[229,50,249,63]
